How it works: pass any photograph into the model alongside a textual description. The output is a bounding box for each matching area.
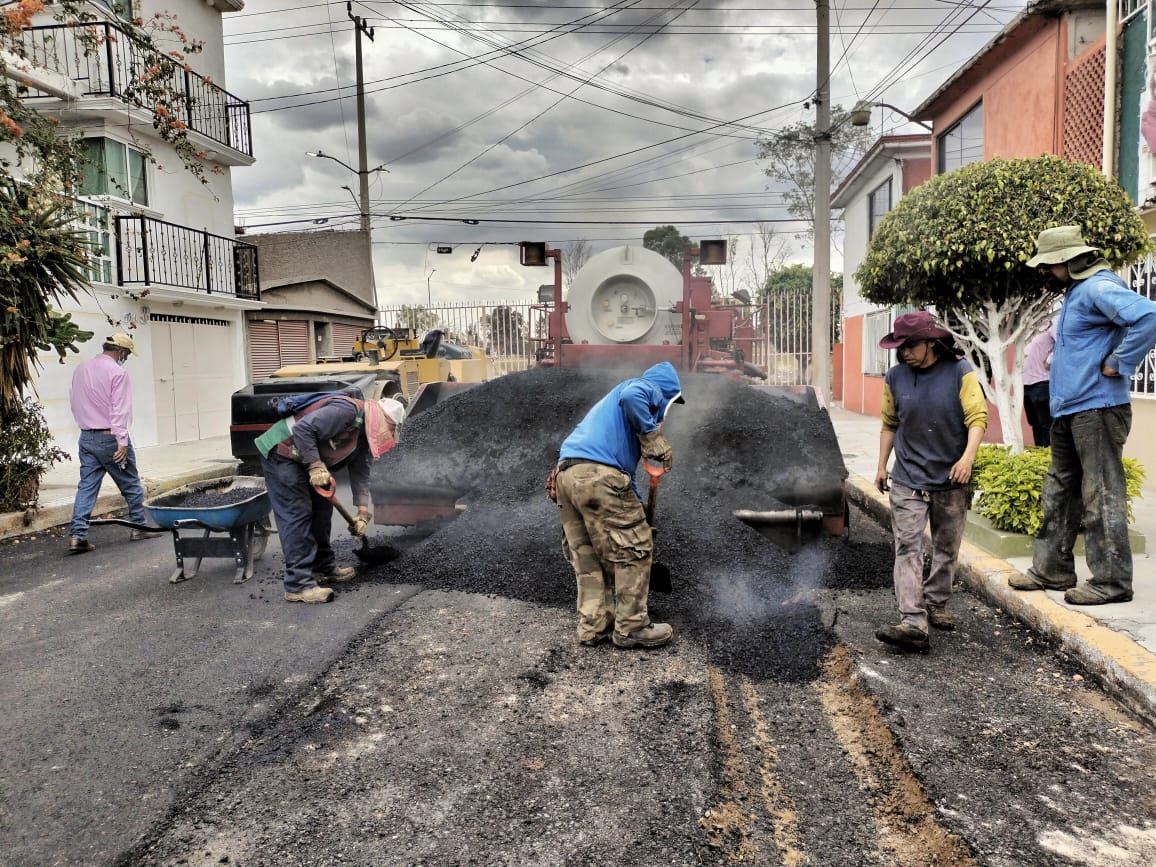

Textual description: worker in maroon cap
[874,311,987,653]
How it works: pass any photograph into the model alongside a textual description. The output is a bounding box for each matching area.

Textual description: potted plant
[0,397,69,512]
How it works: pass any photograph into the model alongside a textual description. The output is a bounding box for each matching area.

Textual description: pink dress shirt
[70,353,133,446]
[1023,320,1057,386]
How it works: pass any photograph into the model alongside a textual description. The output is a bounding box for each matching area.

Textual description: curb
[845,473,1156,730]
[0,464,238,543]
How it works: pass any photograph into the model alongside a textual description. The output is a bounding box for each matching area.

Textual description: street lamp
[305,150,389,232]
[849,100,932,132]
[427,269,436,308]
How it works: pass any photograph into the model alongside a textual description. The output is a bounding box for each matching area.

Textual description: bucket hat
[1026,226,1098,268]
[106,333,136,354]
[365,397,406,459]
[878,311,951,349]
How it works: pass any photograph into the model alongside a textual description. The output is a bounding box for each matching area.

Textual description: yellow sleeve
[959,370,988,430]
[880,382,899,432]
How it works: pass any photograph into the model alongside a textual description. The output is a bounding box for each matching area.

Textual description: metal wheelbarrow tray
[145,476,272,584]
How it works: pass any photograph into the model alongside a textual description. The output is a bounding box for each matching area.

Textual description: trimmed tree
[856,156,1152,452]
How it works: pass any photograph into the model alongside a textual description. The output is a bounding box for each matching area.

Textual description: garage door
[152,317,234,444]
[247,319,310,378]
[331,322,365,357]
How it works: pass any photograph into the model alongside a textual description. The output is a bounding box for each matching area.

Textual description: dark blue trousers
[261,453,337,592]
[1023,381,1052,447]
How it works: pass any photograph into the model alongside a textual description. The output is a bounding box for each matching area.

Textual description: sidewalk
[828,403,1156,728]
[3,415,1155,727]
[0,435,239,540]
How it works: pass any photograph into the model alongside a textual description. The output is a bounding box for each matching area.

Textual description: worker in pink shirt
[67,333,162,554]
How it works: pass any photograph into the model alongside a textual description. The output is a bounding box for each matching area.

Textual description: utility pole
[811,0,832,397]
[348,2,374,234]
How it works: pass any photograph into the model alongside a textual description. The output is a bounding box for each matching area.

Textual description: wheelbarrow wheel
[250,519,271,561]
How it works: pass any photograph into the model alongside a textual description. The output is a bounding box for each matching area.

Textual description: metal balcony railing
[115,215,260,300]
[15,21,252,156]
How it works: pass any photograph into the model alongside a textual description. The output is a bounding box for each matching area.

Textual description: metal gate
[378,294,823,385]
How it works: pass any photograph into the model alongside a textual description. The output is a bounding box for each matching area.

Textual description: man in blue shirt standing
[1010,226,1156,605]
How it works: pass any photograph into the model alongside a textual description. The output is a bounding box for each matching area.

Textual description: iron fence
[115,215,259,300]
[16,21,252,156]
[379,294,822,385]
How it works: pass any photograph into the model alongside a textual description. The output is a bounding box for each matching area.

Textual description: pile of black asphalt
[368,367,892,682]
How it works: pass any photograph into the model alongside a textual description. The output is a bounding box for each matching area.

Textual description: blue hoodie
[1051,270,1156,418]
[559,361,684,499]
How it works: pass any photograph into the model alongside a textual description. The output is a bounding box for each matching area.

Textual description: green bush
[973,444,1146,536]
[0,398,70,511]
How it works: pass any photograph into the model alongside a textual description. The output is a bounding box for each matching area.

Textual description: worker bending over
[256,394,404,603]
[551,361,683,649]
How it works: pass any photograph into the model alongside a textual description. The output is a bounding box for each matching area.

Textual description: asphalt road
[2,506,1155,867]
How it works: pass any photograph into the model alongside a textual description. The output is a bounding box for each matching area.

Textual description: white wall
[841,160,901,320]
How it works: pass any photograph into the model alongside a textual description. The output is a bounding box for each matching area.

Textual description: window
[863,310,894,376]
[868,178,892,238]
[937,102,983,174]
[80,138,148,206]
[72,200,114,285]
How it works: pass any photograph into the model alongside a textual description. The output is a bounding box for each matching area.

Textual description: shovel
[314,480,399,566]
[643,461,672,594]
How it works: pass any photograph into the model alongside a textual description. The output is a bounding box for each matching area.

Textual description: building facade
[5,0,258,451]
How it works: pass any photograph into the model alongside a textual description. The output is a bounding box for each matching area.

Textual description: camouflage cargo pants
[555,461,653,641]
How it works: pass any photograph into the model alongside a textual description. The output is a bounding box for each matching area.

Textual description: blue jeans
[68,430,148,539]
[261,452,336,593]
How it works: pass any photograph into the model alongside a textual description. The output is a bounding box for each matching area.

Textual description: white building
[5,0,257,451]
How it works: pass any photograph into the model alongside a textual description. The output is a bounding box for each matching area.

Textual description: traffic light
[519,241,548,266]
[699,239,727,265]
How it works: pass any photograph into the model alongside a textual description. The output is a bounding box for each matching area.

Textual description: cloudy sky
[221,0,1030,307]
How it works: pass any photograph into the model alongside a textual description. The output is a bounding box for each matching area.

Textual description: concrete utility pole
[811,0,832,397]
[349,2,374,234]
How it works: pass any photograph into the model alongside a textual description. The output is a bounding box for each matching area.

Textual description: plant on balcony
[0,2,214,187]
[972,443,1145,536]
[0,396,68,512]
[856,156,1153,454]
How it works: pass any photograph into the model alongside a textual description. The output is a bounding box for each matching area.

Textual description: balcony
[114,214,260,302]
[12,21,252,161]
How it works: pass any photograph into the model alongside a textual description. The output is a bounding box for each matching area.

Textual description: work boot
[926,604,956,631]
[130,528,165,541]
[313,565,357,584]
[1008,568,1076,592]
[68,537,95,555]
[284,585,334,604]
[612,622,673,649]
[578,621,614,647]
[874,623,930,654]
[1063,583,1134,606]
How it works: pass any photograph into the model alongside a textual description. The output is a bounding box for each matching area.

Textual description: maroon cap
[879,311,951,349]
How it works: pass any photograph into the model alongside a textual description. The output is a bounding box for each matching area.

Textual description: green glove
[638,428,673,470]
[308,461,332,489]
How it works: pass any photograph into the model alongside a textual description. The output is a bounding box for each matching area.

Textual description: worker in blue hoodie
[551,361,684,649]
[1010,226,1156,605]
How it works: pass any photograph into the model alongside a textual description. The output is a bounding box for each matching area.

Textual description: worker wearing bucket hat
[874,312,988,653]
[67,333,164,553]
[1009,226,1156,605]
[256,393,404,603]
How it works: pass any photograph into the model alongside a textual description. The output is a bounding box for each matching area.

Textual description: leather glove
[308,461,332,489]
[352,509,370,537]
[638,428,673,470]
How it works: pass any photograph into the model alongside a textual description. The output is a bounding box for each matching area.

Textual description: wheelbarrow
[94,476,272,584]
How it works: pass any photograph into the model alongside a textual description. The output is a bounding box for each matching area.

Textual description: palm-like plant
[0,176,94,415]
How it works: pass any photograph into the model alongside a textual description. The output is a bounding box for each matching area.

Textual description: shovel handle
[313,479,360,533]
